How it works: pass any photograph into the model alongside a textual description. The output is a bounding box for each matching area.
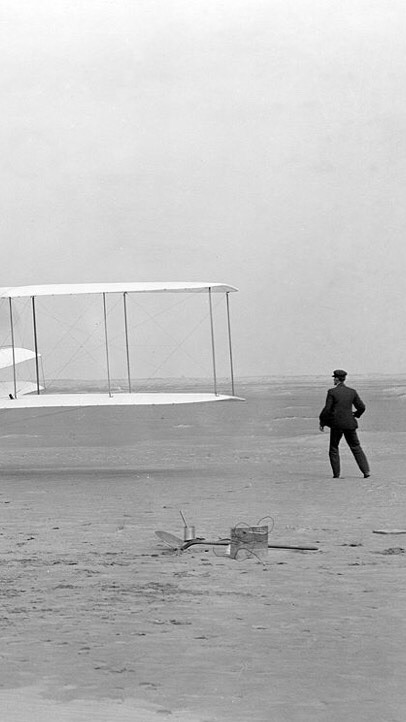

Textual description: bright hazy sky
[1,0,406,377]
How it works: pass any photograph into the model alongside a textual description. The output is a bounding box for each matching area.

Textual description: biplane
[0,282,242,409]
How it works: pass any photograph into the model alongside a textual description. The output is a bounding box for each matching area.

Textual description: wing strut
[123,292,132,393]
[208,288,217,396]
[31,296,41,395]
[102,293,112,397]
[9,298,18,399]
[226,292,235,397]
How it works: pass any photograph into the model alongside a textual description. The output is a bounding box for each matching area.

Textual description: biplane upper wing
[0,281,238,298]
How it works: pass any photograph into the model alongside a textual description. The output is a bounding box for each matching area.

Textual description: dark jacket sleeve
[352,392,366,418]
[319,391,334,426]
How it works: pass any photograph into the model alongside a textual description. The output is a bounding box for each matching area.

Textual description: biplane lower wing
[0,392,244,410]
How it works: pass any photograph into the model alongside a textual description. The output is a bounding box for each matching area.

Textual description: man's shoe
[364,473,370,478]
[333,474,340,478]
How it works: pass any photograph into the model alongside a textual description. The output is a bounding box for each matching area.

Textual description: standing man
[319,370,370,479]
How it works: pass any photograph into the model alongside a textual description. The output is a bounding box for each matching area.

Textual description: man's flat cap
[332,369,347,378]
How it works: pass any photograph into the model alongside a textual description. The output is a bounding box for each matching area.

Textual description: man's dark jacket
[319,383,366,430]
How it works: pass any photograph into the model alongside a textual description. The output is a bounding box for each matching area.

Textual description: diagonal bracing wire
[127,293,224,381]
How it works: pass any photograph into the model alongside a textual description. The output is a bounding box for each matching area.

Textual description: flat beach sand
[0,377,405,721]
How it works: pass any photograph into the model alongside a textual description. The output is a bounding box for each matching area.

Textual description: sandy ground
[0,377,405,721]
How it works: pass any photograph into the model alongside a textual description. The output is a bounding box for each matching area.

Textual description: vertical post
[31,296,41,395]
[208,288,218,396]
[103,293,112,397]
[225,292,235,396]
[9,298,17,399]
[123,292,132,393]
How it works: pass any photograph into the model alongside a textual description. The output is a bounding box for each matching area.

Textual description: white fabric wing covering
[0,392,243,409]
[0,347,39,369]
[0,381,43,399]
[0,282,238,299]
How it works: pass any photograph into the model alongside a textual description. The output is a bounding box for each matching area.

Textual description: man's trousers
[329,428,369,477]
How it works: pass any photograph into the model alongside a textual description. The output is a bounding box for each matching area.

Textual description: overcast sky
[1,0,406,377]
